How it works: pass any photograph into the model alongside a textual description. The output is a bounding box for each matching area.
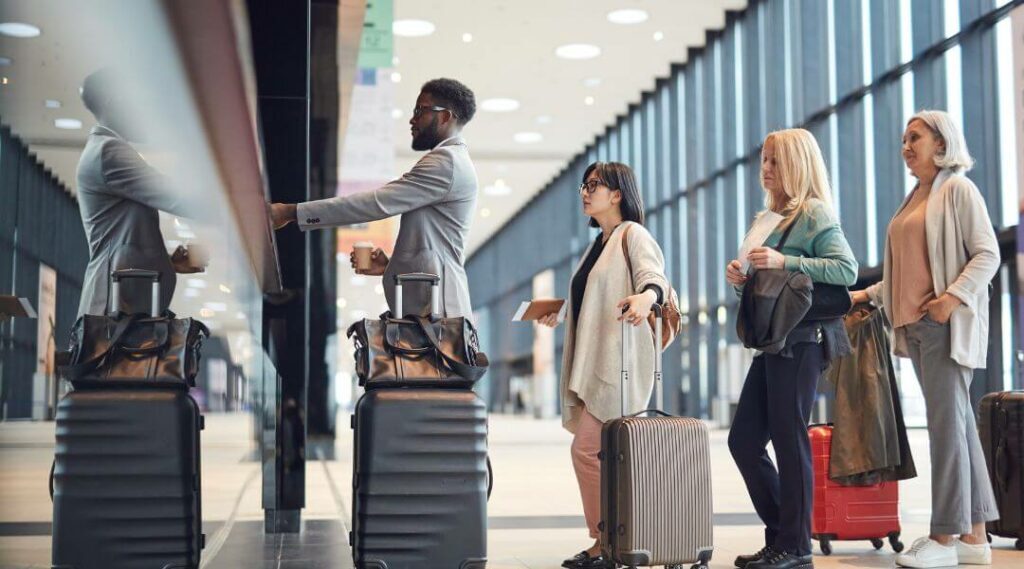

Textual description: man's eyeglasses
[579,179,607,195]
[412,105,455,119]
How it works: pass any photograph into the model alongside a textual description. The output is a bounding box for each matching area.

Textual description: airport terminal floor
[2,413,1023,569]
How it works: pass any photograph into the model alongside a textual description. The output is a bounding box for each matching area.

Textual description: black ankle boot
[735,546,775,568]
[562,550,592,568]
[747,549,813,569]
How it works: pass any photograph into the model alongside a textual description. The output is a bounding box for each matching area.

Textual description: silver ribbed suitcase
[599,305,714,569]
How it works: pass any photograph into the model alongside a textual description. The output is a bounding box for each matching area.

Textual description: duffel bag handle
[63,313,141,379]
[414,316,488,383]
[384,321,433,355]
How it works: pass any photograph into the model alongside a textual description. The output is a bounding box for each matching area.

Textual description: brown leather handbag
[620,224,682,350]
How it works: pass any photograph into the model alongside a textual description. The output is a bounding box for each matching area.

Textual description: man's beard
[411,121,443,151]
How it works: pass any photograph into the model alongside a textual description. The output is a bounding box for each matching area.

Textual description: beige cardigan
[866,169,1000,369]
[560,222,672,433]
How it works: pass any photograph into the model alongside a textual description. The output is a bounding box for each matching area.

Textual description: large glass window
[465,0,1021,418]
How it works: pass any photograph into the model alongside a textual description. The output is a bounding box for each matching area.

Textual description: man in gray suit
[75,68,204,317]
[271,78,479,320]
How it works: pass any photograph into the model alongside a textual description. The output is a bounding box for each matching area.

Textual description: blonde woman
[537,162,670,569]
[851,110,1000,568]
[725,129,858,569]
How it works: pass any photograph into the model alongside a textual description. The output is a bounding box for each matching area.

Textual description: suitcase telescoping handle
[394,273,440,319]
[620,303,663,417]
[110,269,161,317]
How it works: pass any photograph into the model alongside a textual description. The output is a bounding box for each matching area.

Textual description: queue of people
[75,66,1006,569]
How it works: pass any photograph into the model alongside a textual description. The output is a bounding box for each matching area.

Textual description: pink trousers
[571,405,604,539]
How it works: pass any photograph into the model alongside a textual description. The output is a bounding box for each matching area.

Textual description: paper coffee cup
[353,242,374,271]
[185,243,210,269]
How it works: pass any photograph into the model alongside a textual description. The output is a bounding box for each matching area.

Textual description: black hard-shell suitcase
[52,388,204,568]
[351,388,488,569]
[52,269,204,569]
[979,390,1024,550]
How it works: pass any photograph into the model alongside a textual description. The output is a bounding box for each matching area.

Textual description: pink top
[888,188,935,328]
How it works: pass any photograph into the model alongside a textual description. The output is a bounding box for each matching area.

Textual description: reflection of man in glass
[74,68,204,317]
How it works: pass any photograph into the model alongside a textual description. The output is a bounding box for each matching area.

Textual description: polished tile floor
[1,412,1021,568]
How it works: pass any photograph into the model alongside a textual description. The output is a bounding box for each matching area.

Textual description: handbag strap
[774,211,801,251]
[414,317,488,383]
[64,313,141,378]
[620,224,637,292]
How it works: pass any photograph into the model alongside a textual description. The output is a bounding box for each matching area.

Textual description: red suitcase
[809,424,904,555]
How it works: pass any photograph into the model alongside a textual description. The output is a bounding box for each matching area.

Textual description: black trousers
[728,342,824,556]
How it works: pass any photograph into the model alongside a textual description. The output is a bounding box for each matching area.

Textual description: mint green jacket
[736,198,858,297]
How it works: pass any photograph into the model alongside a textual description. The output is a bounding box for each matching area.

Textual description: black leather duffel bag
[63,269,209,388]
[347,273,488,389]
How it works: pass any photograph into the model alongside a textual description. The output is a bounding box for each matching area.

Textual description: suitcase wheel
[871,538,884,550]
[888,531,904,553]
[819,537,833,556]
[986,533,992,544]
[1016,538,1024,551]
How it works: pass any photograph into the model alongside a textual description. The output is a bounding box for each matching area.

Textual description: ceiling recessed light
[555,43,601,60]
[336,298,347,309]
[653,31,665,42]
[54,118,82,130]
[219,284,232,293]
[392,56,400,66]
[607,9,649,25]
[390,71,401,83]
[484,179,512,196]
[480,208,491,218]
[44,99,61,109]
[481,98,520,112]
[393,19,435,37]
[462,32,473,43]
[1,77,8,85]
[514,132,543,144]
[199,308,215,318]
[391,108,403,119]
[583,77,602,88]
[535,115,552,125]
[0,22,41,38]
[0,57,12,66]
[584,96,595,106]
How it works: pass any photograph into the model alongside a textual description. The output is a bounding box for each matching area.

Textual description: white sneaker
[956,539,992,565]
[895,537,958,568]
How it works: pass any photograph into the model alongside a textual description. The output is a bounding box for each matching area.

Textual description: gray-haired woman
[851,110,1000,568]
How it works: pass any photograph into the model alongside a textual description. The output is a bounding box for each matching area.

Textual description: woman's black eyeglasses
[578,179,608,195]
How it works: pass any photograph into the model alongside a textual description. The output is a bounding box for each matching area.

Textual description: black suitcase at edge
[979,390,1024,550]
[51,270,204,569]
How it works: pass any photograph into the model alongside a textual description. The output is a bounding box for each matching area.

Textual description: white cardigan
[560,222,672,433]
[866,169,1000,369]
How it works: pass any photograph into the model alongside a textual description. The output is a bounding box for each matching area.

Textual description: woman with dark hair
[537,162,675,569]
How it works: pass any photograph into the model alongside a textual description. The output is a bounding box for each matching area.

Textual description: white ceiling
[389,0,746,254]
